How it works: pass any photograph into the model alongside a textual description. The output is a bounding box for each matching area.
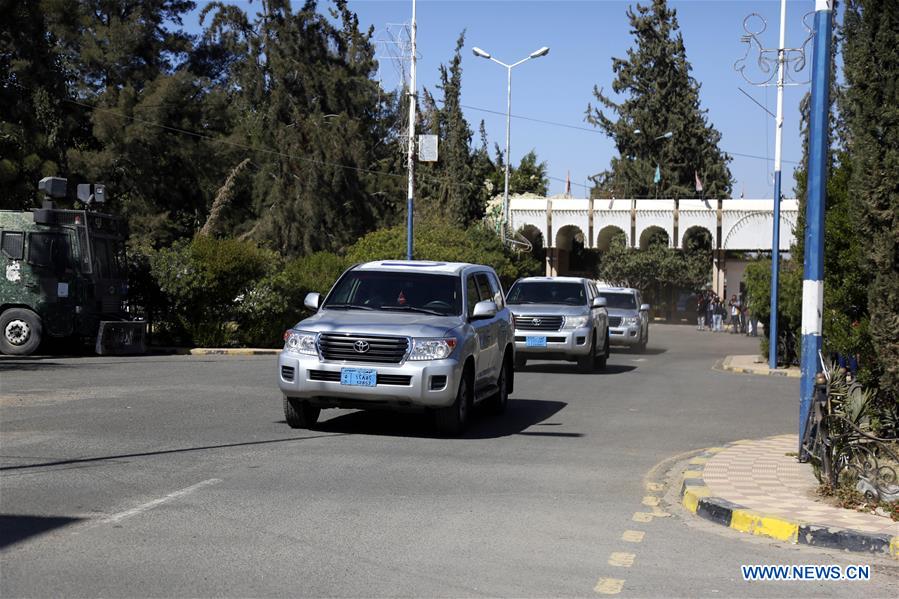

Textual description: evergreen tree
[585,0,731,199]
[842,0,899,398]
[0,0,85,209]
[412,33,486,227]
[202,0,395,255]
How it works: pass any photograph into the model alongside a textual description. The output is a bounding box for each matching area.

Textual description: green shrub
[237,252,349,347]
[150,235,273,346]
[346,219,541,287]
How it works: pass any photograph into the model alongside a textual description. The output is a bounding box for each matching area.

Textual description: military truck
[0,177,145,355]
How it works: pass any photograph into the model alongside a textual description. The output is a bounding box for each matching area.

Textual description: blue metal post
[799,0,833,451]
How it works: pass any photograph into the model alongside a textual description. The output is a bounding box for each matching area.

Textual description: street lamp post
[472,45,549,240]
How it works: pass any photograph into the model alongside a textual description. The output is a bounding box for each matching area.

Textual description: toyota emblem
[533,318,542,326]
[353,340,370,353]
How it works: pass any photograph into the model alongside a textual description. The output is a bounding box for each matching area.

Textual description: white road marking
[102,478,221,524]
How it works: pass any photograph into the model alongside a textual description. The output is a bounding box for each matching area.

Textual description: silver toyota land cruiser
[597,286,651,352]
[506,276,610,373]
[277,261,515,435]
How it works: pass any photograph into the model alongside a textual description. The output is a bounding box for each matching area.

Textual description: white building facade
[508,196,798,299]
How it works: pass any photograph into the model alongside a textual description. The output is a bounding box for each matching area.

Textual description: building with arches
[509,196,798,300]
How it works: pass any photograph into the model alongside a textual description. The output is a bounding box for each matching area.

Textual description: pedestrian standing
[712,298,724,331]
[696,293,707,331]
[705,293,714,331]
[729,295,741,333]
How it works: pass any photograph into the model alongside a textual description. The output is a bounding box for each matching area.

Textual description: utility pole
[800,0,833,455]
[405,0,417,260]
[735,4,814,370]
[769,0,787,371]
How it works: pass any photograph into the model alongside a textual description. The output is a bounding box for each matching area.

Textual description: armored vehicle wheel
[0,308,42,356]
[283,396,320,429]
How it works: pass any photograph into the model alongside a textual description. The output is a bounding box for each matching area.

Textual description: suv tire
[514,354,527,370]
[638,330,648,353]
[487,357,510,415]
[0,308,42,356]
[436,373,470,436]
[597,333,609,370]
[283,396,320,429]
[578,334,596,373]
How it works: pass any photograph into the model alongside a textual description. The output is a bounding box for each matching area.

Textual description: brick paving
[702,434,899,536]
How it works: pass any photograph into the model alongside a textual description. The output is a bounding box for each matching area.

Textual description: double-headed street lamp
[472,45,549,239]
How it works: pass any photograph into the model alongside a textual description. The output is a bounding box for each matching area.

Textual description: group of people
[695,290,759,335]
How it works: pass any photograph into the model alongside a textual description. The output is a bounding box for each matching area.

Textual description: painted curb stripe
[798,524,893,554]
[680,442,899,559]
[730,509,799,542]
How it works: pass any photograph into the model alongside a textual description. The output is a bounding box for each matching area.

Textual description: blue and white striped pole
[799,0,833,452]
[769,0,787,370]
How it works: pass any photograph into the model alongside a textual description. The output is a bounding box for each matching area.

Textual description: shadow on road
[0,434,342,472]
[0,514,83,549]
[521,363,637,375]
[0,360,73,371]
[314,398,573,439]
[612,346,667,355]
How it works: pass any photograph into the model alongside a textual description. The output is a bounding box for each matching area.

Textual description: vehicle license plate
[340,368,377,387]
[526,336,547,348]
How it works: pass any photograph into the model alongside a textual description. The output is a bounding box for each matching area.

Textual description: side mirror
[304,292,321,311]
[592,297,607,308]
[640,303,651,312]
[471,300,498,320]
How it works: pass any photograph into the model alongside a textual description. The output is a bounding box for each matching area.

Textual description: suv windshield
[506,282,587,306]
[323,271,462,316]
[599,292,637,310]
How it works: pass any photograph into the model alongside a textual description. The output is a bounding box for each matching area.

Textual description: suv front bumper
[277,352,461,410]
[609,324,641,346]
[513,327,592,359]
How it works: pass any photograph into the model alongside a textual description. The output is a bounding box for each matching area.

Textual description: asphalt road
[2,325,897,598]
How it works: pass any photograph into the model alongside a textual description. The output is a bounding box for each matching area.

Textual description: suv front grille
[515,315,563,331]
[608,316,622,327]
[308,370,411,386]
[318,333,409,364]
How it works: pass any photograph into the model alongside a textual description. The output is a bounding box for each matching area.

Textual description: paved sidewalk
[681,435,899,557]
[721,354,800,378]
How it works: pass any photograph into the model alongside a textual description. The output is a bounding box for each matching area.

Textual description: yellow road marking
[608,552,636,567]
[641,496,659,507]
[594,577,625,594]
[621,530,645,543]
[651,506,671,518]
[632,511,654,522]
[682,470,702,479]
[688,456,709,465]
[645,482,664,492]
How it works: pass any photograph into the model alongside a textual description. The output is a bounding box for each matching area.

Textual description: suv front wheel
[436,372,471,436]
[284,396,320,429]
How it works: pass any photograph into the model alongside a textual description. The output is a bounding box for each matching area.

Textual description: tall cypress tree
[842,0,899,398]
[585,0,731,199]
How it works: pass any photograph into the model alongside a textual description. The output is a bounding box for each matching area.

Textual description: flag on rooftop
[653,164,661,184]
[694,171,703,193]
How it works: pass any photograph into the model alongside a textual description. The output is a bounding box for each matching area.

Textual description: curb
[680,446,899,559]
[150,347,280,356]
[721,355,800,378]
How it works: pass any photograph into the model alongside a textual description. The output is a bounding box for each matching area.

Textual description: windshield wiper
[379,305,446,316]
[324,303,376,311]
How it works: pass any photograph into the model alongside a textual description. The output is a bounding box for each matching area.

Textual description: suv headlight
[622,316,639,326]
[562,315,590,330]
[283,330,318,355]
[408,337,457,360]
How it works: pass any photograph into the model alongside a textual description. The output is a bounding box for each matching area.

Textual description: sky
[184,0,821,199]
